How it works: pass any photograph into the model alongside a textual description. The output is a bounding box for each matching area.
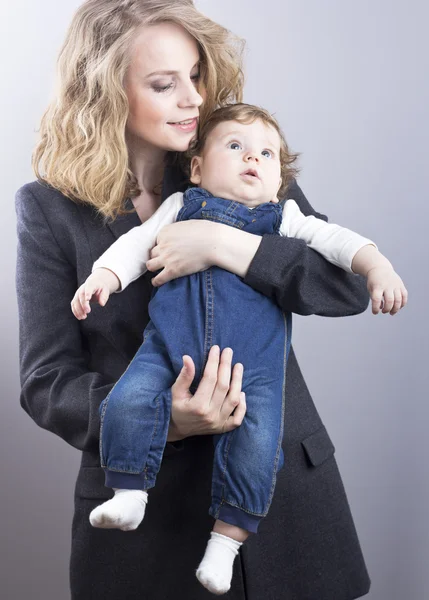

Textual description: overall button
[201,201,207,207]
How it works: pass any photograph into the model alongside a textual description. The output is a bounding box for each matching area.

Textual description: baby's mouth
[241,168,260,180]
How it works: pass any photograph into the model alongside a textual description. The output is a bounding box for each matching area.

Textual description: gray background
[1,0,427,598]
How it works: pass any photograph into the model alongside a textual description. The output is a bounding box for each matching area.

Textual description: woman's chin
[165,132,198,153]
[166,141,194,154]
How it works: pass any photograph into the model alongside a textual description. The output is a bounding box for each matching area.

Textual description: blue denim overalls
[99,186,292,533]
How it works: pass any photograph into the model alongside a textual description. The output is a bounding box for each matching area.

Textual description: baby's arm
[281,199,408,315]
[71,192,183,320]
[350,245,408,315]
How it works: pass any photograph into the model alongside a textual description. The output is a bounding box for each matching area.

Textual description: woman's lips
[167,117,198,133]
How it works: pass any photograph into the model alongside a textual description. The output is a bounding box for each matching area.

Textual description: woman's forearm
[209,222,369,316]
[243,234,370,316]
[211,223,262,278]
[206,177,371,317]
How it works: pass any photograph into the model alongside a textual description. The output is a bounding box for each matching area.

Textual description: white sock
[196,531,243,595]
[89,488,148,531]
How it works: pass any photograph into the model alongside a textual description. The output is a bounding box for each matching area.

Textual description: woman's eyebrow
[145,61,200,79]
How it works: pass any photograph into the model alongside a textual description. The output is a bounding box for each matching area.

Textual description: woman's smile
[167,116,198,132]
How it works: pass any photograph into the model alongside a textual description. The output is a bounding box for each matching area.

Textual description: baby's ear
[190,156,202,185]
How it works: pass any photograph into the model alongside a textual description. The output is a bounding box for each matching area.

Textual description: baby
[71,103,407,595]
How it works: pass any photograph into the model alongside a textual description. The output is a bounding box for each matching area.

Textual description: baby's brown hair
[186,103,300,199]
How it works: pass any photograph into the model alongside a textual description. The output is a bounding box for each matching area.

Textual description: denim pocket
[301,426,336,467]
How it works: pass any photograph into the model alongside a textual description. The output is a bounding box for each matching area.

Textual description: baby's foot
[196,532,242,595]
[89,489,148,531]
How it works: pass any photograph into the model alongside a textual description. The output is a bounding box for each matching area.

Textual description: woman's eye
[152,83,174,93]
[228,142,242,150]
[191,72,201,85]
[262,149,272,158]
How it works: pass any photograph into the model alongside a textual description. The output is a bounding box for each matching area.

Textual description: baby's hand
[366,266,408,315]
[71,268,120,320]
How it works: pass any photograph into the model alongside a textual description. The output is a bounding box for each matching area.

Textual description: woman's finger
[171,355,195,400]
[210,347,233,408]
[190,345,220,409]
[218,360,243,421]
[151,268,173,287]
[224,392,246,432]
[146,256,164,272]
[149,245,160,259]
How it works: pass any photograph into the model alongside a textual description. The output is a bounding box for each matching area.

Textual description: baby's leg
[89,489,149,532]
[93,322,176,532]
[198,364,286,594]
[213,518,250,542]
[196,519,250,595]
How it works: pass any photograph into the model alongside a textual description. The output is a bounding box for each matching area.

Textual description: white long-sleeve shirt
[93,191,376,292]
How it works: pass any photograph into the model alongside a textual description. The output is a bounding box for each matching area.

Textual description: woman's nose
[178,82,204,109]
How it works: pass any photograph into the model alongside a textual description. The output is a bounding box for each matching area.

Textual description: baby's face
[190,119,282,207]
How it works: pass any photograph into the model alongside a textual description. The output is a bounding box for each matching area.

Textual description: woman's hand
[146,220,220,286]
[167,345,246,441]
[146,219,262,286]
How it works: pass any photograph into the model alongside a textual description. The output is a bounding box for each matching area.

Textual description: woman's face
[124,22,204,153]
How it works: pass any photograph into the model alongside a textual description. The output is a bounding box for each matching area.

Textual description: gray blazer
[15,164,371,600]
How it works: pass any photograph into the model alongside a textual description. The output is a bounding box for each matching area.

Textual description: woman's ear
[190,156,202,185]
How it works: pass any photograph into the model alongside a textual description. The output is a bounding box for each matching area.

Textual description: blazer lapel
[106,198,141,240]
[106,157,188,240]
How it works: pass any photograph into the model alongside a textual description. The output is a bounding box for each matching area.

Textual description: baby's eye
[261,149,272,159]
[228,142,242,150]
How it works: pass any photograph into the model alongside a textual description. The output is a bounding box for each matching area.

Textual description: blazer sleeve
[15,186,115,453]
[243,180,370,316]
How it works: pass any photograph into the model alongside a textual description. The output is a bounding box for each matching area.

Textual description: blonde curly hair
[32,0,245,220]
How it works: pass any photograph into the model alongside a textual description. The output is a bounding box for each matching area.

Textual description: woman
[15,0,371,598]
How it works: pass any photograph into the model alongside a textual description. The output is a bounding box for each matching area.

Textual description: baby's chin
[206,186,273,207]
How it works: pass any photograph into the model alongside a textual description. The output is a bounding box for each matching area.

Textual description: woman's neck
[126,133,166,196]
[126,135,167,222]
[131,190,163,223]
